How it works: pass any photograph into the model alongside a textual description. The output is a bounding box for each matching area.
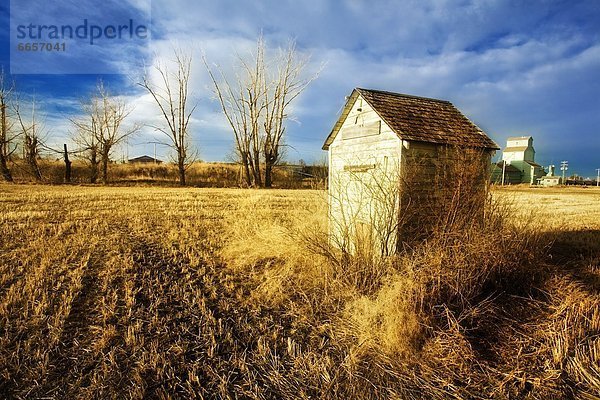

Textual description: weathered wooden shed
[322,88,499,254]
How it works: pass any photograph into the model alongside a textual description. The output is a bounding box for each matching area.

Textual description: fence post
[64,143,72,183]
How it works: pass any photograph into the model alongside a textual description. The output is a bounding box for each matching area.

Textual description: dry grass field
[8,159,326,189]
[0,183,598,399]
[495,185,600,230]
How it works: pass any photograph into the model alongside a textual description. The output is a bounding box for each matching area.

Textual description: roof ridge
[507,136,532,140]
[356,87,451,104]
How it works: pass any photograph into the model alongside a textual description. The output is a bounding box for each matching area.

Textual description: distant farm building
[323,88,499,253]
[538,165,562,186]
[491,136,545,184]
[540,175,561,186]
[128,155,162,164]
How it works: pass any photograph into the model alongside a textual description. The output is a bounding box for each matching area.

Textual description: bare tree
[204,39,265,187]
[72,81,139,184]
[140,50,197,186]
[0,70,15,182]
[206,37,318,188]
[14,95,45,181]
[262,41,315,187]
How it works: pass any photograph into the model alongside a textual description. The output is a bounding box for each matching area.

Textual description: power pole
[560,160,568,185]
[501,159,506,186]
[596,168,600,187]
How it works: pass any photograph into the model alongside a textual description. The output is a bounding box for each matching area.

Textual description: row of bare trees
[0,36,315,187]
[0,70,139,185]
[205,37,317,188]
[71,51,196,186]
[0,62,194,186]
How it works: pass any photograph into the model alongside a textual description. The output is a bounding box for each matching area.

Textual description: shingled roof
[322,88,499,150]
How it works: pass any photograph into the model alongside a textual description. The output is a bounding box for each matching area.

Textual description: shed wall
[328,94,402,255]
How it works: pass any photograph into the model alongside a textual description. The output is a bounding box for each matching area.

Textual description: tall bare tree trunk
[0,71,14,182]
[252,147,262,187]
[264,155,275,188]
[0,158,11,182]
[101,147,110,184]
[90,144,98,183]
[178,156,186,186]
[0,103,13,182]
[241,153,252,187]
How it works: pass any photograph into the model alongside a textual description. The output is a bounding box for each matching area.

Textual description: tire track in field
[27,253,103,399]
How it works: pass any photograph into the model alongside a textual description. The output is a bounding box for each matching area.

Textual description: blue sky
[1,0,599,177]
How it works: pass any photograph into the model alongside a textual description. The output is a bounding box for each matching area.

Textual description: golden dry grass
[0,183,598,398]
[495,185,600,230]
[9,159,325,189]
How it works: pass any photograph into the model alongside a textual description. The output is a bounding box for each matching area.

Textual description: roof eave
[322,89,361,150]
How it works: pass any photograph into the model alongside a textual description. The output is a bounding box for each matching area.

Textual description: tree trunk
[177,148,186,186]
[252,150,262,187]
[25,136,42,181]
[90,148,98,183]
[263,146,278,188]
[178,159,186,186]
[101,150,109,184]
[240,152,252,187]
[0,104,13,182]
[27,158,42,181]
[264,159,273,188]
[63,144,71,183]
[255,167,262,187]
[0,153,12,182]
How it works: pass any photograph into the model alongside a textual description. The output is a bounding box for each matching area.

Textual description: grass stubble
[0,184,598,399]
